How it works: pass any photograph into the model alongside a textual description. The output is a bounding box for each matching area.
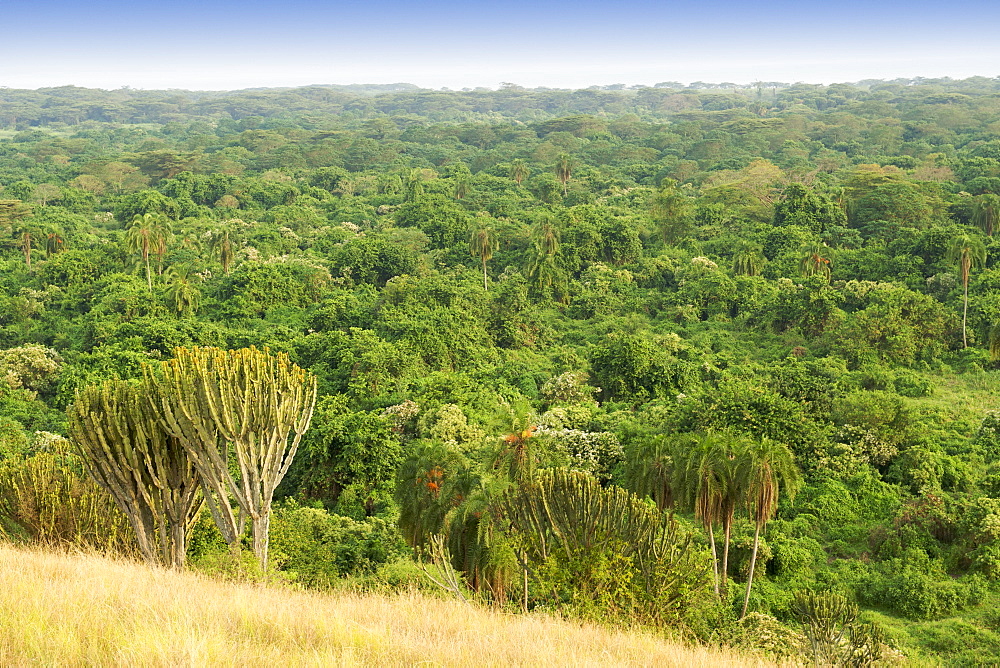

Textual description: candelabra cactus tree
[145,346,317,572]
[495,468,709,625]
[68,379,203,568]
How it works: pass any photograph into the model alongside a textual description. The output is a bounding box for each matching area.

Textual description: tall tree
[526,217,566,301]
[15,223,37,270]
[152,216,172,275]
[554,153,573,196]
[145,346,317,572]
[404,169,425,202]
[209,225,237,275]
[68,380,203,568]
[453,174,471,200]
[623,435,686,514]
[44,226,65,257]
[948,233,987,348]
[740,438,801,618]
[509,158,529,186]
[973,193,1000,237]
[468,217,499,290]
[799,241,832,282]
[164,264,201,317]
[126,212,169,289]
[732,240,766,276]
[681,433,747,598]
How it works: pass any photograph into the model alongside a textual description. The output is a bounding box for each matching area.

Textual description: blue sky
[2,0,998,90]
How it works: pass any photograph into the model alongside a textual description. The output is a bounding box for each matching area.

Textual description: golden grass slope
[0,543,785,667]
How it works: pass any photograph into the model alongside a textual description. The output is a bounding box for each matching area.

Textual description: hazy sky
[2,0,998,90]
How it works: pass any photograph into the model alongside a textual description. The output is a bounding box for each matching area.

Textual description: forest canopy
[5,76,1000,664]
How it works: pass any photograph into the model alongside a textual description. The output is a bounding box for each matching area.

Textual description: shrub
[856,553,982,619]
[497,469,712,628]
[0,444,132,553]
[268,500,409,588]
[717,612,805,661]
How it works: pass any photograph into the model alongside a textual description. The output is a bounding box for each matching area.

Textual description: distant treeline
[4,76,1000,126]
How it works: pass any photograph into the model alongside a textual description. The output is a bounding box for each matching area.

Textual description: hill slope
[0,544,780,667]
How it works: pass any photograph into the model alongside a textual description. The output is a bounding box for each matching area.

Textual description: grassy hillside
[0,544,783,667]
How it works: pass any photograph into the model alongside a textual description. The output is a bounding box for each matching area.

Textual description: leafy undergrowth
[0,543,786,667]
[863,602,1000,667]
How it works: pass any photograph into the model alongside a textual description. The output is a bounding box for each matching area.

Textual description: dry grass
[0,543,784,667]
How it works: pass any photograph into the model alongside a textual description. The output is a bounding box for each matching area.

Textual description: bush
[910,618,1000,666]
[268,501,409,588]
[893,370,933,397]
[856,553,983,619]
[498,469,713,629]
[352,558,440,594]
[715,612,805,660]
[0,444,133,553]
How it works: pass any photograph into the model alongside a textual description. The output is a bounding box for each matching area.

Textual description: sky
[2,0,999,91]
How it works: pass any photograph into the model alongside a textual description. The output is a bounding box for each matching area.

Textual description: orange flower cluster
[419,466,444,496]
[503,426,536,445]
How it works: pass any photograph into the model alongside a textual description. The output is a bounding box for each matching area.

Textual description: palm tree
[682,436,723,597]
[404,169,424,202]
[509,159,529,186]
[126,212,169,289]
[623,434,688,514]
[209,226,237,275]
[453,175,471,200]
[526,217,566,300]
[554,153,573,196]
[799,241,832,282]
[533,216,560,256]
[973,194,1000,237]
[732,241,766,276]
[469,217,499,291]
[151,217,172,275]
[443,475,515,602]
[164,264,202,317]
[14,223,37,269]
[395,441,470,550]
[44,226,64,257]
[681,433,747,598]
[948,232,987,348]
[526,248,567,302]
[740,438,801,618]
[490,425,542,483]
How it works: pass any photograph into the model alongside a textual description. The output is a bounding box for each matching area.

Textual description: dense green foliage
[7,77,1000,662]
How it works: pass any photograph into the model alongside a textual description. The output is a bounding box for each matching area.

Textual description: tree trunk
[252,509,270,573]
[963,279,969,348]
[482,256,488,291]
[522,554,529,613]
[170,517,187,569]
[707,523,720,598]
[126,510,156,566]
[721,513,733,595]
[741,523,762,619]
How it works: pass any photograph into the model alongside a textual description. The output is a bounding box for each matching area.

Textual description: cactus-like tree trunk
[496,468,709,623]
[146,346,317,573]
[68,380,203,568]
